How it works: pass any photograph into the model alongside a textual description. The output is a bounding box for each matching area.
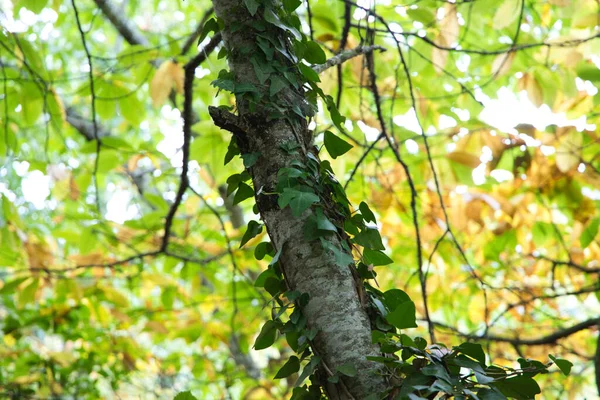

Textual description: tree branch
[93,0,150,46]
[312,45,386,74]
[433,318,599,346]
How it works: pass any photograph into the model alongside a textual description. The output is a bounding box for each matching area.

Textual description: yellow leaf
[432,35,449,74]
[493,0,520,30]
[168,61,185,94]
[555,129,582,173]
[150,60,176,108]
[517,73,543,107]
[447,151,481,168]
[440,4,459,47]
[491,52,515,77]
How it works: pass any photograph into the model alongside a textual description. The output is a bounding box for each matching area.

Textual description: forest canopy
[1,0,600,398]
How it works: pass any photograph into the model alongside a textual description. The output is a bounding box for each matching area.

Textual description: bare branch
[312,45,386,74]
[93,0,150,46]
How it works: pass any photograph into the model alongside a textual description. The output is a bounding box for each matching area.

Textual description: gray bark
[209,1,385,398]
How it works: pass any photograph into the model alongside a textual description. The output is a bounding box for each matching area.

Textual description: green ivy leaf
[278,187,319,217]
[359,201,376,223]
[233,182,254,205]
[336,363,357,377]
[315,208,337,232]
[303,41,327,64]
[353,228,385,250]
[383,289,412,310]
[549,355,573,376]
[323,130,353,159]
[241,152,261,168]
[283,0,301,12]
[254,242,273,260]
[363,249,393,266]
[295,356,322,386]
[224,137,240,165]
[254,320,278,350]
[243,0,260,16]
[386,301,417,329]
[298,63,320,83]
[274,356,300,379]
[240,220,263,248]
[197,18,220,44]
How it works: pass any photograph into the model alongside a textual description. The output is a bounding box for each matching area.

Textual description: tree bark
[209,1,385,398]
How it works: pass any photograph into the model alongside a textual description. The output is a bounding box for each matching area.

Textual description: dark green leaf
[295,356,322,386]
[197,18,220,44]
[353,228,385,250]
[174,391,198,400]
[323,130,353,159]
[363,249,393,266]
[386,301,417,329]
[456,342,486,366]
[359,202,376,223]
[241,152,261,168]
[581,217,599,248]
[254,320,278,350]
[243,0,260,16]
[303,41,327,64]
[336,364,357,377]
[240,220,263,248]
[549,355,573,376]
[233,182,254,205]
[493,376,541,400]
[274,356,300,379]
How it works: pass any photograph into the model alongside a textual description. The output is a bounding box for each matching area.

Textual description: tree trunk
[209,0,385,398]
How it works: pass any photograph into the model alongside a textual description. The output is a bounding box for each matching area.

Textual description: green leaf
[456,342,486,366]
[383,289,412,310]
[576,62,600,83]
[493,375,541,400]
[198,18,220,44]
[283,0,301,12]
[240,220,263,248]
[254,242,272,260]
[274,356,300,379]
[18,278,39,308]
[243,0,260,16]
[298,63,320,83]
[386,301,417,329]
[303,41,327,64]
[255,268,277,287]
[323,130,353,159]
[278,187,319,217]
[233,182,254,205]
[241,152,261,168]
[353,228,385,250]
[315,208,337,232]
[581,217,599,248]
[549,355,573,376]
[173,391,198,400]
[359,202,376,223]
[269,75,288,97]
[363,249,393,266]
[295,356,322,386]
[254,320,278,350]
[336,363,357,377]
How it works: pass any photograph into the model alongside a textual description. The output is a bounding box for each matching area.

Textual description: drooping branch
[93,0,150,46]
[313,45,386,74]
[65,108,110,140]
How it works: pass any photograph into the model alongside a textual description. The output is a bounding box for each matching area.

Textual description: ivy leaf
[244,0,260,16]
[254,320,278,350]
[264,8,302,40]
[295,356,322,386]
[383,289,411,310]
[315,208,337,232]
[241,152,261,168]
[254,242,273,260]
[224,138,240,165]
[278,187,319,217]
[283,0,302,12]
[173,391,198,400]
[363,249,393,266]
[274,356,300,379]
[324,130,353,159]
[321,238,354,267]
[240,220,263,248]
[353,228,385,250]
[336,364,357,377]
[549,355,573,376]
[386,301,417,329]
[197,18,220,45]
[359,201,376,223]
[303,41,327,64]
[270,75,288,97]
[233,182,254,205]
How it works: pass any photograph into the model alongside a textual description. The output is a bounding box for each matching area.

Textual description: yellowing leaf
[556,129,582,173]
[150,60,184,108]
[517,73,543,107]
[432,35,449,74]
[493,0,520,30]
[492,51,515,77]
[447,151,481,169]
[440,4,459,47]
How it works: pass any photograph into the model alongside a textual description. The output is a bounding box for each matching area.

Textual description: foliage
[0,0,599,398]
